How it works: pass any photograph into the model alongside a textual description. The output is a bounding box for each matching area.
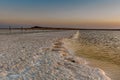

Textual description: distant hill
[30,26,80,30]
[30,26,120,31]
[1,26,120,31]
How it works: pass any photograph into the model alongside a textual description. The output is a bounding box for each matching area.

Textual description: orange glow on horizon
[1,17,120,27]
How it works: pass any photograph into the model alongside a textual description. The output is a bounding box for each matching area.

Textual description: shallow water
[68,30,120,80]
[75,46,120,80]
[86,58,120,80]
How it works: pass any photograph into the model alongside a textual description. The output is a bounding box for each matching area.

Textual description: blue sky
[0,0,120,28]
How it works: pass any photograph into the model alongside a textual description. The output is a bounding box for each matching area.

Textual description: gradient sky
[0,0,120,28]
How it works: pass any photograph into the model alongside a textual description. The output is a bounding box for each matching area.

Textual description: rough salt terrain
[0,30,110,80]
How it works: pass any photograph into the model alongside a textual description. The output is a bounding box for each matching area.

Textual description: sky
[0,0,120,28]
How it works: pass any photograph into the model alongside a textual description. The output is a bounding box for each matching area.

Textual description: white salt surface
[0,30,110,80]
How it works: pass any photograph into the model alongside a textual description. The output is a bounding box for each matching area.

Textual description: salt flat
[0,30,110,80]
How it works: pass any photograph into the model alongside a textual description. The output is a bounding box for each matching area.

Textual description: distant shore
[1,26,120,31]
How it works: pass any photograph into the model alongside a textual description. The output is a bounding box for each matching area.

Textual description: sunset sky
[0,0,120,28]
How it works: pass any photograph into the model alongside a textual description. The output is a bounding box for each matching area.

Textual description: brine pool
[67,30,120,80]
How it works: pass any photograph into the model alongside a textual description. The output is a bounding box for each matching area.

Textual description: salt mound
[1,40,110,80]
[72,31,80,39]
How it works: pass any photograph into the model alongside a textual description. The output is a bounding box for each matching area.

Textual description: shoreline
[60,38,111,80]
[62,31,120,80]
[62,38,112,79]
